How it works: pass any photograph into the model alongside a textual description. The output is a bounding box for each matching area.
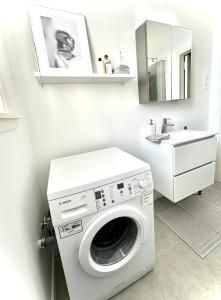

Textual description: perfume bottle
[103,55,112,74]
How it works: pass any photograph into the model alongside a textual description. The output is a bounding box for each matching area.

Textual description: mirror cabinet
[136,20,192,103]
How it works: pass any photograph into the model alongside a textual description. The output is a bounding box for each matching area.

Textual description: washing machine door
[79,204,149,277]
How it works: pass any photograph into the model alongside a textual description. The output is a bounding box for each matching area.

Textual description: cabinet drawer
[173,162,215,203]
[173,137,217,175]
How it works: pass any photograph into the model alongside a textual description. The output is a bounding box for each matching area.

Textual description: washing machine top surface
[47,147,150,200]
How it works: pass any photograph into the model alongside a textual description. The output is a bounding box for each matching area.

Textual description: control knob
[139,179,148,189]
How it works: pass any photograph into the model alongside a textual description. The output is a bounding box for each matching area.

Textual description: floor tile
[200,186,221,208]
[111,271,162,300]
[154,217,181,257]
[151,241,221,300]
[213,181,221,192]
[154,197,174,216]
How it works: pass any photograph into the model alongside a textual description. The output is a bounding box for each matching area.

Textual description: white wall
[0,127,51,300]
[0,16,51,300]
[209,16,221,181]
[2,0,213,198]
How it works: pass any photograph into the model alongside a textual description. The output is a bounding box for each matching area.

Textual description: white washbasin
[162,130,217,146]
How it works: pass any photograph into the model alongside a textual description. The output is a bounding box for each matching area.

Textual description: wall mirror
[136,20,192,103]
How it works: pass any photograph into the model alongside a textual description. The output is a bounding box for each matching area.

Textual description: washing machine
[47,147,155,300]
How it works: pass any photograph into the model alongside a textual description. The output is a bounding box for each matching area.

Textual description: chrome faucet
[161,118,174,133]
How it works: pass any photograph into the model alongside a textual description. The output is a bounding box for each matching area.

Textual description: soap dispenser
[146,119,156,136]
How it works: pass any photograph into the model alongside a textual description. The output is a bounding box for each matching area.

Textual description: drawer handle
[62,204,88,219]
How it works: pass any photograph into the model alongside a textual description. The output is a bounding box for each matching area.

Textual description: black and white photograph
[29,6,92,75]
[41,16,82,69]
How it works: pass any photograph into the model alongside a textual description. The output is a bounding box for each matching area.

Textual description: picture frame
[29,5,93,76]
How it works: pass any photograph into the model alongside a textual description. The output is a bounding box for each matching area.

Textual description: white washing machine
[47,147,155,300]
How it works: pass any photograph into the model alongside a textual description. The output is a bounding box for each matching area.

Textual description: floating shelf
[34,72,135,84]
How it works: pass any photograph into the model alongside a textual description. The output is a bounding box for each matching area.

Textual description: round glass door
[91,217,138,266]
[79,205,149,277]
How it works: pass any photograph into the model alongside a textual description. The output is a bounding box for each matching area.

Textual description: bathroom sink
[162,130,216,146]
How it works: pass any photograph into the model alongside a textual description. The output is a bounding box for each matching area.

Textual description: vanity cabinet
[142,131,217,202]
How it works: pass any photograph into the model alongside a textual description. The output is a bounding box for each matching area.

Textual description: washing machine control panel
[94,171,153,211]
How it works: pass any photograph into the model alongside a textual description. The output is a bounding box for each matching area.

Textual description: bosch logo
[62,199,71,205]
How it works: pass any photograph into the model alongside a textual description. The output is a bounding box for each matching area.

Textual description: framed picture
[29,5,93,75]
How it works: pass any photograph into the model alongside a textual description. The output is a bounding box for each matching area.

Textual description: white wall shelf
[34,72,134,84]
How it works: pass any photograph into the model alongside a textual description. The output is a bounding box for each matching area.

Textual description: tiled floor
[56,182,221,300]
